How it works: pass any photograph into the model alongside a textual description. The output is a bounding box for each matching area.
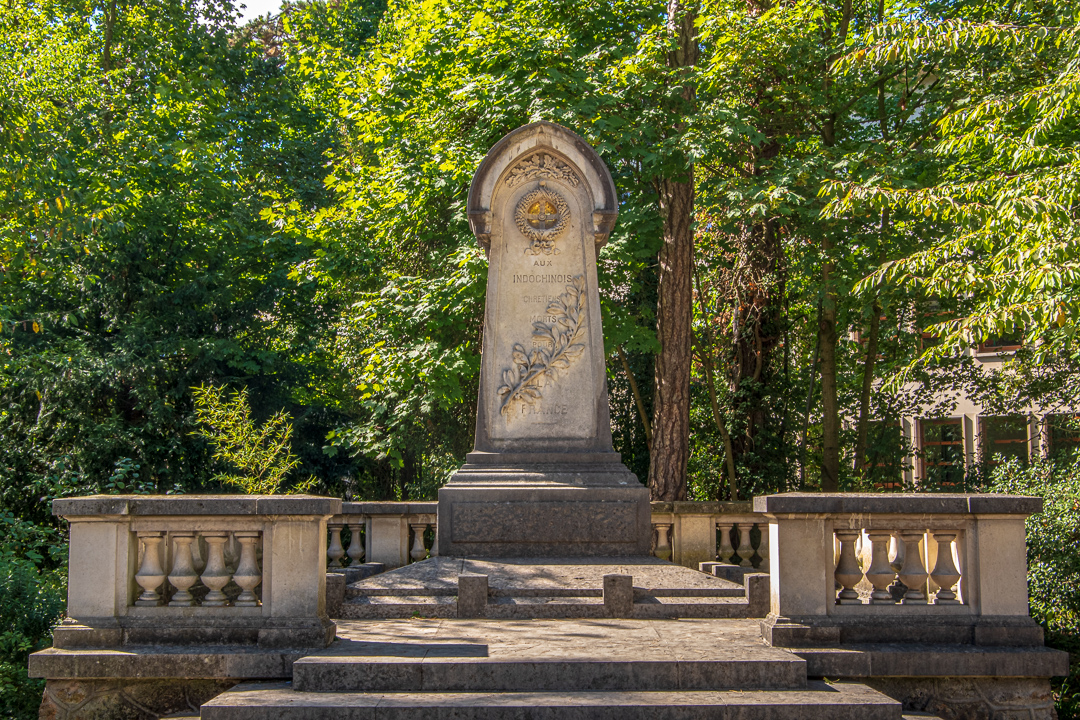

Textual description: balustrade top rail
[55,494,341,517]
[650,501,754,514]
[339,501,437,515]
[752,493,1041,515]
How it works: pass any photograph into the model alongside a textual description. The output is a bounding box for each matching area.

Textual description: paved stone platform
[341,557,764,619]
[347,557,746,595]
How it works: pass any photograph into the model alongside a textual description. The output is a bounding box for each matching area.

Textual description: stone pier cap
[753,493,1041,516]
[54,494,341,517]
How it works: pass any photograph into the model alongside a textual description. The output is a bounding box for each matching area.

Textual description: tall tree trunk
[648,0,697,501]
[819,240,840,491]
[853,9,890,479]
[852,297,881,475]
[799,304,821,490]
[618,345,652,445]
[102,0,117,71]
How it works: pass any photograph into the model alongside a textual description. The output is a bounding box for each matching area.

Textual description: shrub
[0,513,66,717]
[990,457,1080,719]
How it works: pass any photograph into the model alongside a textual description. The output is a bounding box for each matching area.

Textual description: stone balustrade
[650,501,768,571]
[754,493,1045,647]
[52,495,339,650]
[329,501,437,570]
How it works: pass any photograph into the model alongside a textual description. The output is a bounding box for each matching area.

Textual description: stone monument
[437,121,651,557]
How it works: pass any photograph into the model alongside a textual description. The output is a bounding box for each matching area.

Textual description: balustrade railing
[53,495,339,650]
[754,493,1044,647]
[650,501,768,572]
[134,529,263,608]
[328,501,436,570]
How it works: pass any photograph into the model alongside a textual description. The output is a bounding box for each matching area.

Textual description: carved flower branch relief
[498,275,587,418]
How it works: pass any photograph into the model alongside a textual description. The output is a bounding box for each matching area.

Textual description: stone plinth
[438,122,649,557]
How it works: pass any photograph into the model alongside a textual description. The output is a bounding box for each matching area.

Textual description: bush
[0,512,66,718]
[990,457,1080,719]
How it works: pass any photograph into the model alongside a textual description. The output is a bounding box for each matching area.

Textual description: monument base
[436,452,651,557]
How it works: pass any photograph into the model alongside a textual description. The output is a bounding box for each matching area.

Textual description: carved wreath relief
[515,185,569,255]
[498,275,587,418]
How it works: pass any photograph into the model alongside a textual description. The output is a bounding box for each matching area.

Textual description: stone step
[632,596,752,619]
[291,650,806,693]
[339,596,457,620]
[341,595,753,619]
[200,681,903,720]
[346,586,746,599]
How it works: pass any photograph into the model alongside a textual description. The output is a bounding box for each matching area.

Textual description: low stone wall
[864,677,1056,720]
[40,678,235,720]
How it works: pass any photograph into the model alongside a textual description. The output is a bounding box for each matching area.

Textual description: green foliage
[830,17,1080,364]
[193,385,317,495]
[0,513,66,717]
[989,456,1080,717]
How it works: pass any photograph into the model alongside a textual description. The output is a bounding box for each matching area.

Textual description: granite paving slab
[345,557,745,597]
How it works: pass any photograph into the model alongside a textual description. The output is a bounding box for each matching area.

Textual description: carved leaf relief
[497,275,588,418]
[504,153,580,188]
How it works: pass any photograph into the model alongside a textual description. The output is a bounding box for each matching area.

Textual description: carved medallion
[515,186,570,255]
[498,275,587,418]
[505,153,580,188]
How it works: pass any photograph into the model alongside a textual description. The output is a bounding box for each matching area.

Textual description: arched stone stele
[437,122,650,558]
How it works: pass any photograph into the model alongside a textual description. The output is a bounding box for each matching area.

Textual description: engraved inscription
[504,153,581,189]
[515,186,569,255]
[497,275,587,418]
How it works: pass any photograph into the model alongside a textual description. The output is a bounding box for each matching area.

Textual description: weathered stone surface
[437,122,650,558]
[53,495,340,518]
[202,680,901,720]
[864,676,1056,720]
[292,617,806,693]
[29,647,304,680]
[39,678,234,720]
[753,493,1041,516]
[602,574,633,618]
[794,644,1070,679]
[761,614,1046,648]
[457,574,488,618]
[326,573,346,619]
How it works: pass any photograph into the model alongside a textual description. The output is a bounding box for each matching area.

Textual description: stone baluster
[834,530,863,604]
[409,523,429,562]
[864,531,896,604]
[134,532,166,607]
[717,523,734,564]
[223,533,240,574]
[232,532,262,607]
[201,532,232,607]
[653,523,672,561]
[191,533,206,575]
[738,524,753,568]
[898,531,929,604]
[930,532,961,604]
[167,533,199,607]
[328,524,345,568]
[755,523,770,572]
[347,522,365,565]
[888,531,907,601]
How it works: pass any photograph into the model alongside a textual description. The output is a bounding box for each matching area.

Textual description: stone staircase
[199,618,919,719]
